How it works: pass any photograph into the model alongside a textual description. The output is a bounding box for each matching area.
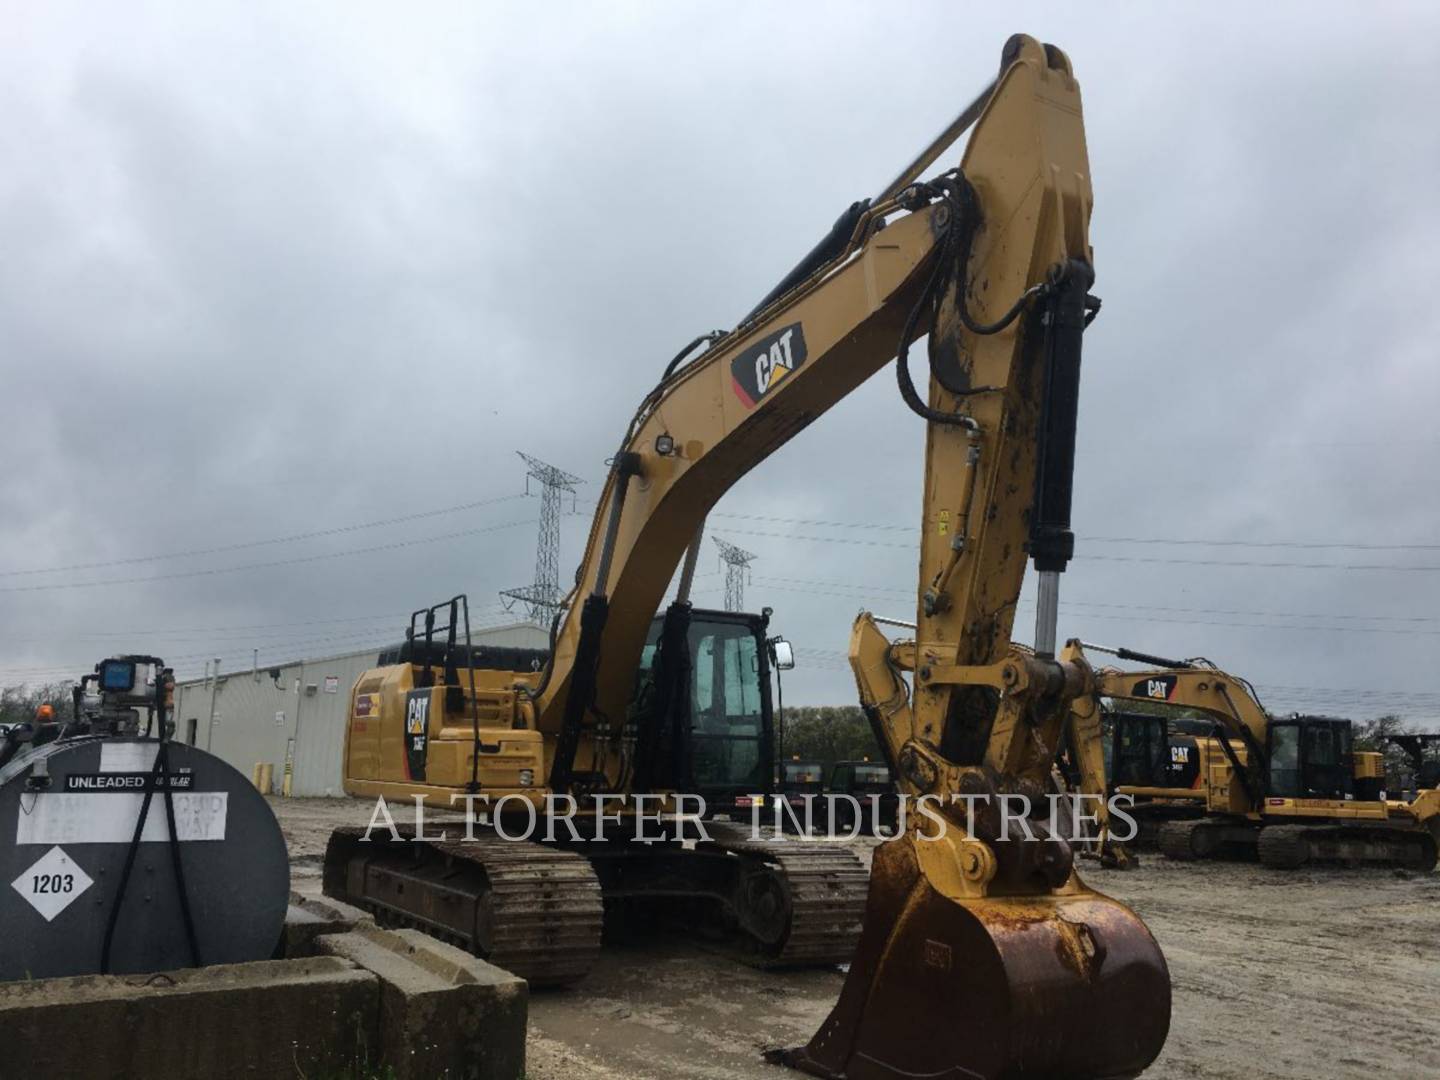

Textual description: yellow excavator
[1062,641,1440,870]
[325,34,1170,1079]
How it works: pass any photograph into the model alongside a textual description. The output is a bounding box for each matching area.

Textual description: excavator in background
[1063,641,1440,870]
[1384,733,1440,798]
[327,34,1171,1079]
[772,758,825,832]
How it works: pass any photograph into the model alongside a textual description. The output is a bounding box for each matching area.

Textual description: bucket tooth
[781,834,1170,1080]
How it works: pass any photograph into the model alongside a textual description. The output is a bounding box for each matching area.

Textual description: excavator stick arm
[783,37,1170,1080]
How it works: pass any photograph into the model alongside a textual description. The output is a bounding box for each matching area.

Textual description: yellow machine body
[342,665,545,806]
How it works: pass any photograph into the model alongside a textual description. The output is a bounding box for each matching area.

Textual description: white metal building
[171,621,549,797]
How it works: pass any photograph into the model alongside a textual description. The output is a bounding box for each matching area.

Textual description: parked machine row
[1059,642,1440,870]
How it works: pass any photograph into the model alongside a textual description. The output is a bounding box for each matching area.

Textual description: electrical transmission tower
[713,537,757,612]
[501,452,583,621]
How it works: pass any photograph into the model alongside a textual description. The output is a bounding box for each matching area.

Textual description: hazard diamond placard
[11,845,93,922]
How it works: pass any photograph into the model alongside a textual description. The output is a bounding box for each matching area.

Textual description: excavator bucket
[780,835,1170,1079]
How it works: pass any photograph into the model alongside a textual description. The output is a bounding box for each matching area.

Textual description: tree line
[0,681,75,728]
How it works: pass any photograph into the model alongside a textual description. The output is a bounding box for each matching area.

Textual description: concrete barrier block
[283,889,376,957]
[317,925,528,1080]
[0,957,380,1079]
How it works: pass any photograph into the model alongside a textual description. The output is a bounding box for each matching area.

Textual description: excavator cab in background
[779,758,825,794]
[825,759,899,835]
[769,758,825,832]
[1268,715,1374,801]
[1111,711,1169,789]
[1108,713,1212,794]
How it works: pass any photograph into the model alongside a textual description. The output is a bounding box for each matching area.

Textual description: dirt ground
[272,798,1440,1080]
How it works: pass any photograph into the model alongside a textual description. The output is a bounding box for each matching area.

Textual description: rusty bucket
[780,834,1170,1079]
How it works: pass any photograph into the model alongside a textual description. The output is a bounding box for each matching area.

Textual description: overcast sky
[3,3,1439,724]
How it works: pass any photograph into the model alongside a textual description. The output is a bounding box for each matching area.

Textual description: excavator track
[325,821,867,981]
[1157,819,1227,860]
[1257,822,1438,871]
[323,824,603,987]
[701,822,869,967]
[1157,818,1439,871]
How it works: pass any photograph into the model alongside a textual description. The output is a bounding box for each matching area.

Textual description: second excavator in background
[1062,640,1440,870]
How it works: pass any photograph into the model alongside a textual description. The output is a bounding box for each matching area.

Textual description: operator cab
[1110,712,1168,790]
[1267,716,1354,800]
[633,607,781,814]
[1109,711,1212,792]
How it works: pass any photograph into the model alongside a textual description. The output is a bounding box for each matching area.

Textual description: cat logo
[731,323,807,408]
[1170,745,1191,763]
[406,694,429,734]
[1132,675,1177,701]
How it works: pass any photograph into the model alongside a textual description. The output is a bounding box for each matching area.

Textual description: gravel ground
[271,797,1440,1080]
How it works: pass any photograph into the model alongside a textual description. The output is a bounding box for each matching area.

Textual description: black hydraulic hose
[893,186,980,430]
[101,736,201,972]
[1113,646,1194,670]
[462,597,483,788]
[660,331,725,383]
[158,739,202,966]
[947,175,1053,337]
[521,602,567,704]
[741,198,872,325]
[100,748,161,973]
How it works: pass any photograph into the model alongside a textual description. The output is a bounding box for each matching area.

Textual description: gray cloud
[3,3,1439,724]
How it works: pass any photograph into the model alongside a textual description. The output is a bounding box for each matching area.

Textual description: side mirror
[770,639,795,671]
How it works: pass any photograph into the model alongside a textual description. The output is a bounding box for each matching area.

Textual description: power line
[604,502,1440,554]
[705,528,1440,571]
[782,647,1440,710]
[0,604,518,654]
[0,492,531,578]
[1088,535,1440,553]
[0,608,535,684]
[0,611,416,647]
[708,511,909,534]
[722,527,913,550]
[746,574,1440,636]
[1083,554,1440,573]
[0,519,536,594]
[576,497,1440,560]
